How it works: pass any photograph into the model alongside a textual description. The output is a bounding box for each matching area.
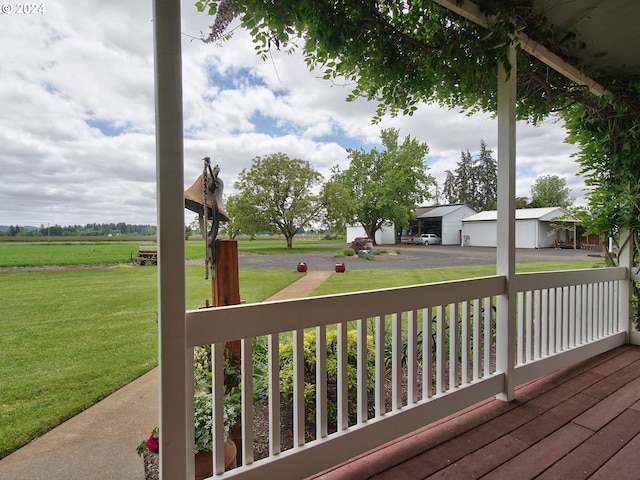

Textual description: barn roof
[416,204,474,219]
[462,207,577,223]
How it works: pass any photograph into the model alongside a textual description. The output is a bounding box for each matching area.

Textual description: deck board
[537,409,640,479]
[310,345,640,480]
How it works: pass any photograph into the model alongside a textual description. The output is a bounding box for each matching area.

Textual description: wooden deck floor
[311,345,640,480]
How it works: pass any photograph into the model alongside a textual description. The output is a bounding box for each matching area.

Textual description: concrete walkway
[0,271,331,480]
[263,270,332,301]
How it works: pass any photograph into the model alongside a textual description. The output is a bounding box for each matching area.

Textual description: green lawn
[0,239,341,267]
[0,242,204,267]
[312,260,605,295]
[0,265,298,458]
[210,237,342,255]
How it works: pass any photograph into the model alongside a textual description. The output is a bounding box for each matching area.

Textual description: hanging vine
[196,0,640,315]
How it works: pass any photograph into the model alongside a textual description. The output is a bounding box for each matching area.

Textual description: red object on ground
[335,263,346,273]
[297,262,308,272]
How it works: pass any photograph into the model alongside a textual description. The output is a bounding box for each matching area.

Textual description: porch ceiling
[438,0,639,98]
[533,0,640,77]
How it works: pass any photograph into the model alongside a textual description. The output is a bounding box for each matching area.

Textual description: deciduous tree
[198,1,621,123]
[329,128,435,242]
[199,0,639,234]
[219,193,261,239]
[319,167,354,235]
[234,153,323,248]
[530,175,573,209]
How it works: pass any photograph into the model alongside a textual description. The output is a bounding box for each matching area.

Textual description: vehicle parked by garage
[400,231,423,245]
[421,234,441,245]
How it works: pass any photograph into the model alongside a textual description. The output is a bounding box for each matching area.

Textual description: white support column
[618,228,633,343]
[152,0,190,477]
[496,43,517,402]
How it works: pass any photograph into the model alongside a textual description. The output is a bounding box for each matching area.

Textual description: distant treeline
[0,223,157,237]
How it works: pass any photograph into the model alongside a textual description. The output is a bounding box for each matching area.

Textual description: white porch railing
[185,266,628,479]
[513,267,628,386]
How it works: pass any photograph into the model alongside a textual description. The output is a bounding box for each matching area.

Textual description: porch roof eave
[433,0,639,99]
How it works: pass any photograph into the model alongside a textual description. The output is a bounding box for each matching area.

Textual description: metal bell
[184,173,230,222]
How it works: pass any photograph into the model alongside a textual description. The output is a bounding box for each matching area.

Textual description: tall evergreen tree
[441,141,497,211]
[442,170,458,204]
[455,150,476,208]
[475,140,498,211]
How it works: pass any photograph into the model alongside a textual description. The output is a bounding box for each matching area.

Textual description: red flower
[146,433,159,454]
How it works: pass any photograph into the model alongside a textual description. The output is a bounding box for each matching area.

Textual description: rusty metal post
[211,239,242,465]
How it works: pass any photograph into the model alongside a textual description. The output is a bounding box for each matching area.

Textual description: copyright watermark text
[2,3,46,14]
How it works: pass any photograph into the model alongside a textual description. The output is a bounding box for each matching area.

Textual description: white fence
[185,266,628,479]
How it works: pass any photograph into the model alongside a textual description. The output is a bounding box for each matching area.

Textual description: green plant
[193,346,213,391]
[193,392,214,453]
[138,345,242,457]
[2,259,600,458]
[136,427,159,456]
[275,328,375,427]
[322,232,345,241]
[194,387,241,452]
[137,387,240,457]
[363,252,375,260]
[251,336,269,400]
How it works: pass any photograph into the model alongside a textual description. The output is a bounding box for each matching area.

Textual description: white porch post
[152,0,192,478]
[618,228,633,343]
[496,43,517,402]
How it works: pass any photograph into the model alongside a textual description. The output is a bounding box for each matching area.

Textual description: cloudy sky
[0,1,585,227]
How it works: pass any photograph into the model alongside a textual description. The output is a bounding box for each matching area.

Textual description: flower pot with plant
[193,387,240,478]
[137,345,241,480]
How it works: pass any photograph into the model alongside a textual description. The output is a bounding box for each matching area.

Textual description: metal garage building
[413,204,478,245]
[461,207,578,248]
[346,204,477,245]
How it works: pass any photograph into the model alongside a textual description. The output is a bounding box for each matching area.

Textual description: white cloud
[0,1,586,227]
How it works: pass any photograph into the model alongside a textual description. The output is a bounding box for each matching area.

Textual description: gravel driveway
[238,244,604,271]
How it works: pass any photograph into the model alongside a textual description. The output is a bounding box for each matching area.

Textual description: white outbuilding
[346,224,396,245]
[347,204,478,245]
[414,204,478,245]
[461,207,578,249]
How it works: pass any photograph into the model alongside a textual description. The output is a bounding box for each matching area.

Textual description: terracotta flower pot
[224,438,238,470]
[297,262,308,272]
[194,438,237,480]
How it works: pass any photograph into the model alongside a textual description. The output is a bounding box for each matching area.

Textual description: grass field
[313,260,605,295]
[233,238,342,255]
[0,239,606,459]
[0,237,342,267]
[0,265,299,458]
[0,243,202,267]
